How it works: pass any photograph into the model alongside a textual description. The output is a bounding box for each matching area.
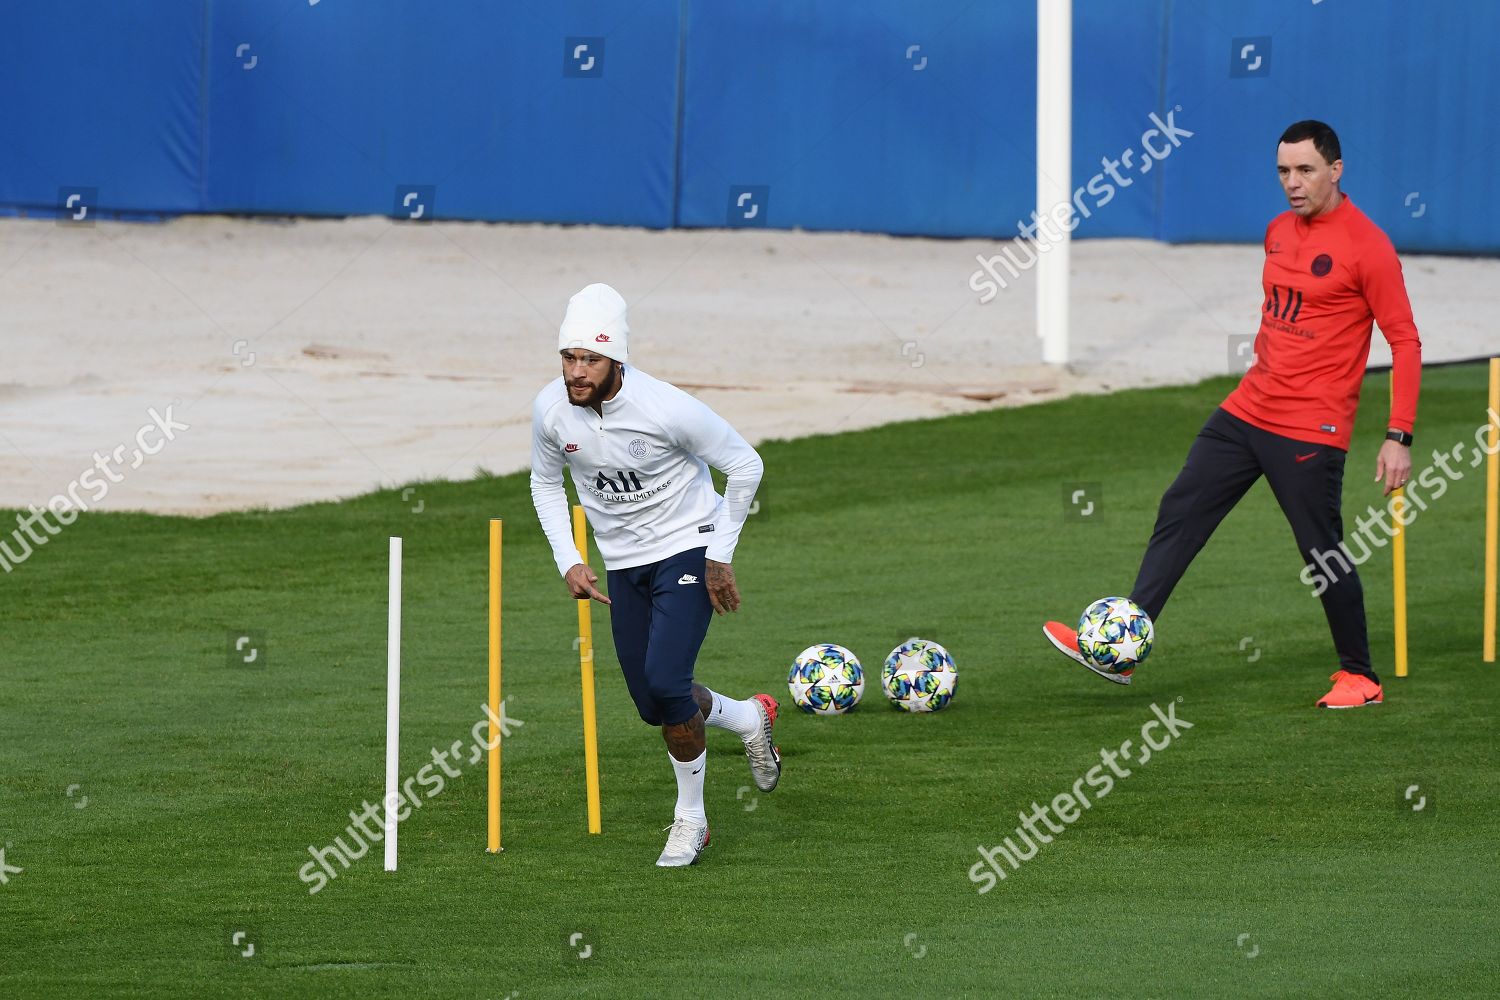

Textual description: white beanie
[558,283,629,364]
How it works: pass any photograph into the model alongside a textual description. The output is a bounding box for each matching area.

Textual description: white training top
[529,366,764,575]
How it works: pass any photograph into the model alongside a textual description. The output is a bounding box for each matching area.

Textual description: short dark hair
[1278,120,1341,165]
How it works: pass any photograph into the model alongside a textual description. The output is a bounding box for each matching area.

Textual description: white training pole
[1037,0,1072,365]
[384,536,402,872]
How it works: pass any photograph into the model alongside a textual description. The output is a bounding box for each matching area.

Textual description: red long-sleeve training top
[1221,193,1421,451]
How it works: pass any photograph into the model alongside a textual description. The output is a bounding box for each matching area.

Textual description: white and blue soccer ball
[881,638,958,713]
[788,643,865,715]
[1077,596,1154,673]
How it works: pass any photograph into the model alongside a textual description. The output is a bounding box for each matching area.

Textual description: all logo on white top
[677,574,699,585]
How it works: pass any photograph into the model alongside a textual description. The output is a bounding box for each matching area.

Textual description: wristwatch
[1386,428,1414,447]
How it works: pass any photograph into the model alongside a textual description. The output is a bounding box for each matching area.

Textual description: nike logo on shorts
[678,574,699,585]
[1295,451,1318,463]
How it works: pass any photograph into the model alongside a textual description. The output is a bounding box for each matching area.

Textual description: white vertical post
[1037,0,1072,365]
[384,536,402,872]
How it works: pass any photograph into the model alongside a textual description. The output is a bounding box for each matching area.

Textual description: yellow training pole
[487,519,503,852]
[1391,371,1408,677]
[1485,358,1499,662]
[573,505,603,834]
[1392,499,1408,677]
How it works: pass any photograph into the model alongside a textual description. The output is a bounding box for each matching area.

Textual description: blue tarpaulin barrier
[2,1,1494,251]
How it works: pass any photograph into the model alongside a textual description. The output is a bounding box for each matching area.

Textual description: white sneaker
[656,818,710,867]
[744,693,782,792]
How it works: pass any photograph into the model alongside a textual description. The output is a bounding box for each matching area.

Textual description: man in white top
[529,283,780,867]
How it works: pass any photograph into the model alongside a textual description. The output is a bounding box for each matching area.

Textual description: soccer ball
[881,638,958,713]
[787,643,865,715]
[1077,596,1154,672]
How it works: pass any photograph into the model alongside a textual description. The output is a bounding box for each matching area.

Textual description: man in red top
[1043,120,1421,708]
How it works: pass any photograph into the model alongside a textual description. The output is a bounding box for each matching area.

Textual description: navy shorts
[606,547,713,727]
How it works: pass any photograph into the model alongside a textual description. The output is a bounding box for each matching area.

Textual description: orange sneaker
[1316,670,1383,709]
[1042,620,1133,686]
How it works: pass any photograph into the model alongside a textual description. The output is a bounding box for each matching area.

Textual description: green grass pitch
[2,363,1497,998]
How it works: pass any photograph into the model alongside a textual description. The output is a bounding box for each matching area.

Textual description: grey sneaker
[655,818,710,867]
[744,694,782,792]
[1043,621,1133,686]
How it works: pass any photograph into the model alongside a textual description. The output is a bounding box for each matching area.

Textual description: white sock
[704,689,761,741]
[670,750,707,825]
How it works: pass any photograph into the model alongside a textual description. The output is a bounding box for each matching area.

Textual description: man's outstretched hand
[1374,439,1412,497]
[706,560,740,615]
[565,563,611,605]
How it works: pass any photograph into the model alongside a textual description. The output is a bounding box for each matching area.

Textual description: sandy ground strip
[0,215,1494,514]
